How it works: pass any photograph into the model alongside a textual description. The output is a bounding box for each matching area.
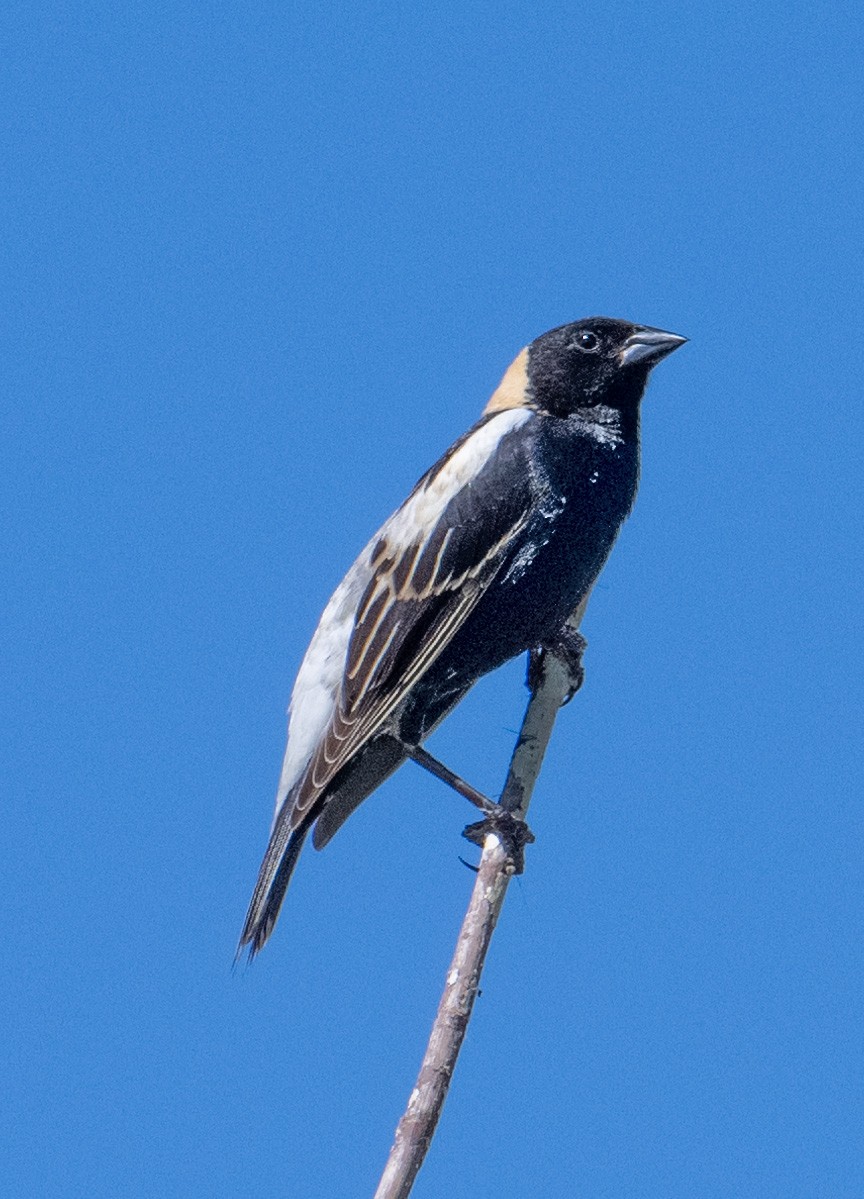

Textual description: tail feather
[311,734,405,850]
[237,803,315,961]
[238,736,408,959]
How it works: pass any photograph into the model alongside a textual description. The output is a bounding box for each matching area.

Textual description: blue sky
[3,2,863,1196]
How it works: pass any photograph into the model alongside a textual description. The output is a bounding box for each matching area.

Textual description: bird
[238,316,685,957]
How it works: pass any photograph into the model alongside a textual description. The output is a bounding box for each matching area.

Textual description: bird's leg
[404,743,535,872]
[404,744,496,814]
[527,626,587,705]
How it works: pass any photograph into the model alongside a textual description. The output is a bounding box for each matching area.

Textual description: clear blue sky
[3,3,862,1196]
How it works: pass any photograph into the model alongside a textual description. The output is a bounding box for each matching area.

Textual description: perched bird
[239,317,685,957]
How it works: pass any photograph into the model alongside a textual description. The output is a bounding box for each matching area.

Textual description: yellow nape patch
[482,347,533,415]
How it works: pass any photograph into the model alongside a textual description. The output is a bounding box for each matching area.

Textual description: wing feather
[286,407,537,824]
[239,406,540,956]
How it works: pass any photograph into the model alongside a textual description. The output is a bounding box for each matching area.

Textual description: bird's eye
[576,331,600,352]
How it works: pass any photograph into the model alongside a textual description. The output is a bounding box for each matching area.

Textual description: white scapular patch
[272,406,534,821]
[571,404,624,448]
[386,406,533,548]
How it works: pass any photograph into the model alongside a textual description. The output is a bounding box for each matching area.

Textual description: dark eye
[576,330,600,352]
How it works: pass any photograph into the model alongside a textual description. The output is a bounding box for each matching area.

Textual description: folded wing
[238,406,537,955]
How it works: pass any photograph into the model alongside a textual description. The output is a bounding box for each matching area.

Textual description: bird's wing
[288,406,538,830]
[238,406,541,956]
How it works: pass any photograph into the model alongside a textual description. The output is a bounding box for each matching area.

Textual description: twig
[373,641,578,1199]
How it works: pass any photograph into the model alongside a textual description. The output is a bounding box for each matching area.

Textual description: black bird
[239,317,685,957]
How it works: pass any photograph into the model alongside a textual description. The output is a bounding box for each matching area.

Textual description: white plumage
[273,406,534,823]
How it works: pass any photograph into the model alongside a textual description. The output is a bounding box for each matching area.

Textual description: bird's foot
[527,626,587,704]
[405,742,533,869]
[462,806,535,874]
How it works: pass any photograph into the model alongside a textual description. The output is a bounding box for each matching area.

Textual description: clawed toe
[462,806,535,874]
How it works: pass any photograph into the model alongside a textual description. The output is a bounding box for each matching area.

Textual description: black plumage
[239,317,685,957]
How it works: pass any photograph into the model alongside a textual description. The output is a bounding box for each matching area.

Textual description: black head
[526,317,686,418]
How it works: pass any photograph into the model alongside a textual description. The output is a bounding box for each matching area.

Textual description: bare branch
[373,642,578,1199]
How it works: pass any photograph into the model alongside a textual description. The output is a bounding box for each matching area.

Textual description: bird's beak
[618,327,687,367]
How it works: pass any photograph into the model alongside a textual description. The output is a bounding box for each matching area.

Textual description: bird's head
[528,318,686,417]
[486,317,686,420]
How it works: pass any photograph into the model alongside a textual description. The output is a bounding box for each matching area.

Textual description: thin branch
[373,640,578,1199]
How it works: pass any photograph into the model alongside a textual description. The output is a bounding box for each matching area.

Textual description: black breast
[401,412,639,740]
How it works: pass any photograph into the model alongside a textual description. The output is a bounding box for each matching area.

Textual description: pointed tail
[236,803,315,961]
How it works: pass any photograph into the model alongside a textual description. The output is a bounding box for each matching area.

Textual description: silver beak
[619,326,688,367]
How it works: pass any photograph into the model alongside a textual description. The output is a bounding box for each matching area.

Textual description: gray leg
[403,742,535,872]
[404,743,496,813]
[527,626,587,704]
